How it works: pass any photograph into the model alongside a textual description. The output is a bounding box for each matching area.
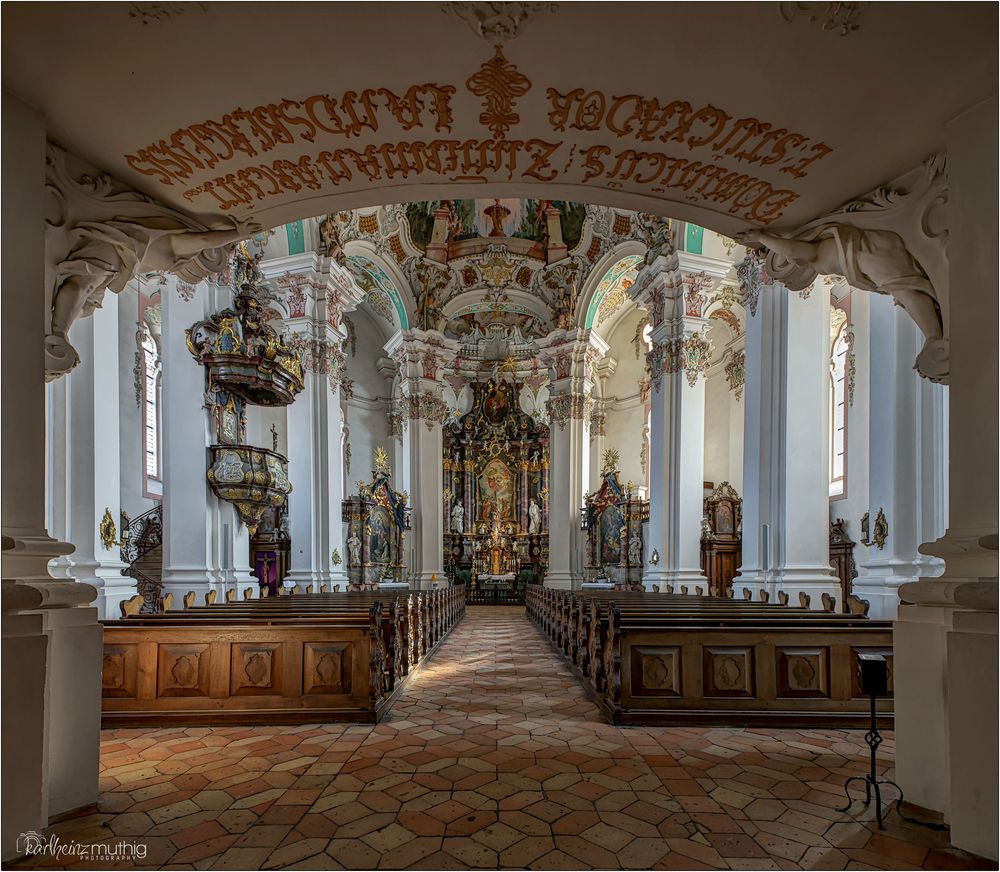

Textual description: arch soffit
[341,240,413,331]
[576,240,648,336]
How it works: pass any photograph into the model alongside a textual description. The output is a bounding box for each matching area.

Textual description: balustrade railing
[120,504,163,612]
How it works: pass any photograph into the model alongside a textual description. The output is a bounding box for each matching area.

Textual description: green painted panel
[285,220,305,255]
[685,223,704,255]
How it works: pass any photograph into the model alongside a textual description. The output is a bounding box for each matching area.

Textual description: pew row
[525,586,892,728]
[101,588,464,727]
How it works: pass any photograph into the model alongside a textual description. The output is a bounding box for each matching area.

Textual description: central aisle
[32,606,976,871]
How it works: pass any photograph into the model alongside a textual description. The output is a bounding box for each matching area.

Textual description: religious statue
[346,532,362,566]
[628,534,642,566]
[49,214,261,375]
[528,499,541,534]
[701,515,714,541]
[319,215,347,265]
[736,225,946,381]
[451,501,465,534]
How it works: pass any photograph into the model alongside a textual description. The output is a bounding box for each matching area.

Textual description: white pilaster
[2,95,101,859]
[895,96,998,860]
[738,283,839,606]
[159,276,218,601]
[644,320,709,590]
[389,332,446,589]
[854,299,947,618]
[285,365,342,588]
[46,298,134,619]
[544,379,590,588]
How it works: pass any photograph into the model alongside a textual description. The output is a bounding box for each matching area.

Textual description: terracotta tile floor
[15,607,993,870]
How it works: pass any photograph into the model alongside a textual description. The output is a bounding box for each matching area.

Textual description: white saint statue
[628,534,642,565]
[347,532,362,566]
[451,501,465,534]
[528,499,541,534]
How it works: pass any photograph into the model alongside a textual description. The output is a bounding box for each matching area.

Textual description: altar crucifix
[270,424,279,452]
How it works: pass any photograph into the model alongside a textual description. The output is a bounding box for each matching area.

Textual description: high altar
[342,448,411,588]
[582,450,650,589]
[443,377,548,602]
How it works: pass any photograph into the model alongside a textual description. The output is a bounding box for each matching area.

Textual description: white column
[544,380,590,588]
[403,400,444,588]
[2,94,101,859]
[644,317,709,590]
[778,288,840,604]
[46,298,133,618]
[854,299,947,618]
[285,365,336,588]
[738,284,839,606]
[895,96,998,860]
[159,276,218,601]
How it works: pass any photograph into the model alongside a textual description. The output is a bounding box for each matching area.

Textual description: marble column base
[895,570,999,860]
[543,571,574,590]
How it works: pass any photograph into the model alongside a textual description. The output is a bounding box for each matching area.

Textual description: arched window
[140,327,162,482]
[829,315,849,498]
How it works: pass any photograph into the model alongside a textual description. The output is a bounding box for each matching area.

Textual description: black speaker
[857,653,889,697]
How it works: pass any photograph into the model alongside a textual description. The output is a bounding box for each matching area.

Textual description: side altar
[581,450,650,590]
[443,376,549,604]
[342,448,411,588]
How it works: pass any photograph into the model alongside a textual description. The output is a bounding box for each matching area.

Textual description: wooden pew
[101,587,464,727]
[525,585,892,728]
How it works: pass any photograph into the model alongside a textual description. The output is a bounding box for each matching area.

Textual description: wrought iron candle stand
[839,653,947,832]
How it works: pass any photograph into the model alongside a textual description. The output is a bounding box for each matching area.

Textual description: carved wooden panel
[776,647,830,698]
[102,644,138,699]
[703,646,754,697]
[156,644,211,698]
[850,647,894,698]
[631,646,682,697]
[230,643,283,696]
[303,642,352,696]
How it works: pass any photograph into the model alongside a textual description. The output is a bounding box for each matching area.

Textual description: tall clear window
[829,321,848,497]
[141,328,161,480]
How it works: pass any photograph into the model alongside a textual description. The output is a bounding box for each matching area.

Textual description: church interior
[1,3,997,870]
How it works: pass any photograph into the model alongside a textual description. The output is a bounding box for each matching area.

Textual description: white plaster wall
[344,308,391,489]
[601,309,648,487]
[703,370,731,487]
[244,406,287,455]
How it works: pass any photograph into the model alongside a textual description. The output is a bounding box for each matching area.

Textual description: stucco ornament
[737,225,947,382]
[44,144,260,380]
[442,2,558,43]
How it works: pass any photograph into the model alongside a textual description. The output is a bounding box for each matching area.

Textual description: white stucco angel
[736,224,947,381]
[48,214,261,376]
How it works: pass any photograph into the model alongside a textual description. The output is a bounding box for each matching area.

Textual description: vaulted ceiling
[4,3,996,235]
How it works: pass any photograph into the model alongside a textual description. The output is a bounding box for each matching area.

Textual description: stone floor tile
[13,607,990,872]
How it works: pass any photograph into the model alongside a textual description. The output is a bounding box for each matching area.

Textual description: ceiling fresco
[329,200,671,336]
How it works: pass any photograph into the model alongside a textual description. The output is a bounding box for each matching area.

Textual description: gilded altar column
[538,329,607,588]
[388,331,447,589]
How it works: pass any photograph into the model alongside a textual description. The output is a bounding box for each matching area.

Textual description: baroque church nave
[2,4,997,870]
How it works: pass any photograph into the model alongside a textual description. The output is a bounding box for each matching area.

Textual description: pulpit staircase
[120,505,163,613]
